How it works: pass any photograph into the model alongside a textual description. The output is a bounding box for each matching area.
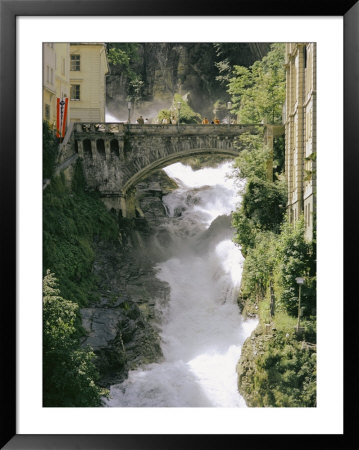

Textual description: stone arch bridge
[61,122,281,217]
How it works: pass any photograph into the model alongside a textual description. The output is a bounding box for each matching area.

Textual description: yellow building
[284,43,316,241]
[42,43,57,127]
[54,43,71,107]
[69,43,109,123]
[43,43,71,130]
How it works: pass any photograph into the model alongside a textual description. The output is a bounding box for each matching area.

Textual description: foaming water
[104,161,258,407]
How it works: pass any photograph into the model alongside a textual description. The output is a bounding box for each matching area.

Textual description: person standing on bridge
[202,117,209,124]
[137,115,144,125]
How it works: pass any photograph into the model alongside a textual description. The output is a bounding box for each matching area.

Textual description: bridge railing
[74,123,123,133]
[74,122,264,136]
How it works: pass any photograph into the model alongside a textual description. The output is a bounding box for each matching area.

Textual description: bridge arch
[121,147,239,195]
[66,123,283,217]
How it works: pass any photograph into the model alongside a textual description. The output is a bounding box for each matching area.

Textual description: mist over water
[104,161,258,407]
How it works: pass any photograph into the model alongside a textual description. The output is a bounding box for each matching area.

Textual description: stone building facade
[54,43,71,109]
[43,43,109,135]
[284,43,316,241]
[42,43,57,126]
[69,43,109,123]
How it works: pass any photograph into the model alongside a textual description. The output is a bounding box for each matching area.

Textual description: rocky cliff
[79,169,178,387]
[106,43,270,122]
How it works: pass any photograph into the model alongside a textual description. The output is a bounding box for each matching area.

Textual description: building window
[45,104,50,120]
[70,54,80,71]
[62,58,65,75]
[50,68,53,84]
[70,84,80,100]
[46,65,49,83]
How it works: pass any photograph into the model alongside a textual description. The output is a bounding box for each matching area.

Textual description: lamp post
[295,277,305,332]
[227,101,232,127]
[127,101,132,124]
[177,101,181,129]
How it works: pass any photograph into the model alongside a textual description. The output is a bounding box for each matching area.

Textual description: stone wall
[285,43,316,241]
[66,123,263,217]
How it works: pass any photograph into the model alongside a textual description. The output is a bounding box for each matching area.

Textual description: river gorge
[100,161,258,407]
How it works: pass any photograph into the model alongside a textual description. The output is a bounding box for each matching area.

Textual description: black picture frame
[1,0,356,448]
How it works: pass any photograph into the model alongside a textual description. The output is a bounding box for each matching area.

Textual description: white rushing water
[105,161,258,407]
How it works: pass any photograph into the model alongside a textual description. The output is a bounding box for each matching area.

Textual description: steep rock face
[80,170,176,387]
[106,43,270,121]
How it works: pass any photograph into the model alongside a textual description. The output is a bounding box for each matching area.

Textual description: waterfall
[104,161,258,407]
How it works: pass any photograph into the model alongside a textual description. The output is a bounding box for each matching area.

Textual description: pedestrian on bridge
[202,117,209,124]
[137,115,144,125]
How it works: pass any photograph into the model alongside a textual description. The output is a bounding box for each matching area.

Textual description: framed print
[1,0,356,448]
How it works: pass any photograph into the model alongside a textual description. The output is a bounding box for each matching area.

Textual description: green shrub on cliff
[43,161,119,306]
[43,270,107,406]
[43,121,58,180]
[238,330,316,407]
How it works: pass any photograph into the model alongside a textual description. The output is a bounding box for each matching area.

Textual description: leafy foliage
[233,132,271,181]
[251,332,316,407]
[274,217,316,315]
[106,44,140,78]
[43,161,119,306]
[228,43,286,124]
[232,133,287,256]
[43,271,107,406]
[230,43,316,407]
[43,121,58,179]
[239,231,277,298]
[106,43,144,105]
[173,93,202,124]
[156,93,202,124]
[213,43,270,87]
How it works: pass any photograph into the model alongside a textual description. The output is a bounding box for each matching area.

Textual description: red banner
[56,97,68,139]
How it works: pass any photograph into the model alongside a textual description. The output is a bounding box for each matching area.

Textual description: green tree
[232,132,287,255]
[173,93,202,124]
[156,93,202,124]
[106,43,140,78]
[274,217,316,316]
[228,43,286,124]
[43,270,106,406]
[233,132,271,182]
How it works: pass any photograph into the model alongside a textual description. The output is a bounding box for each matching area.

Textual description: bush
[274,217,316,316]
[254,332,316,407]
[43,164,119,306]
[43,271,107,406]
[43,121,58,179]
